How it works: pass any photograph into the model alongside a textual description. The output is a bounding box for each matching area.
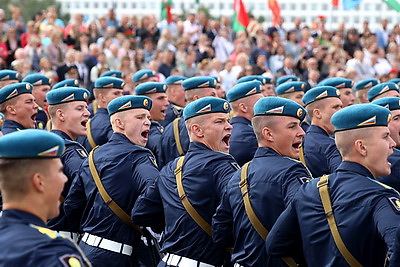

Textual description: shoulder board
[29,224,65,239]
[148,155,158,168]
[230,161,240,170]
[387,196,400,214]
[75,148,88,158]
[172,104,183,111]
[369,178,400,195]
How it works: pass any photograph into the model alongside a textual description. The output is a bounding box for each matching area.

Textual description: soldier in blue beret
[318,77,355,107]
[63,95,160,266]
[372,97,400,192]
[52,79,80,90]
[275,75,300,86]
[135,82,169,161]
[79,77,124,152]
[132,96,239,267]
[266,104,400,267]
[237,75,275,97]
[367,82,400,102]
[275,81,306,106]
[0,129,90,267]
[213,97,310,267]
[132,69,158,87]
[100,70,125,79]
[23,74,52,129]
[354,78,379,104]
[211,75,227,99]
[0,69,20,88]
[227,80,263,166]
[160,75,187,127]
[302,86,343,177]
[158,76,218,168]
[389,78,400,85]
[46,87,91,235]
[0,112,4,135]
[0,82,38,135]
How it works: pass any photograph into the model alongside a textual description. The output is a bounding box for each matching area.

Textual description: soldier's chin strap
[317,175,362,267]
[240,161,297,267]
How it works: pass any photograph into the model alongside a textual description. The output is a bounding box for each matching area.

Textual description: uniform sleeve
[282,163,311,207]
[212,189,234,248]
[213,159,238,201]
[131,177,165,233]
[325,141,342,174]
[390,226,400,266]
[132,153,160,194]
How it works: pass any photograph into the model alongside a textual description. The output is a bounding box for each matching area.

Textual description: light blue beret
[132,69,156,82]
[165,76,187,85]
[107,95,152,115]
[94,77,125,89]
[331,104,391,132]
[182,76,216,91]
[275,81,306,95]
[0,129,65,158]
[227,81,262,102]
[302,86,341,106]
[254,97,306,121]
[237,75,274,85]
[354,78,380,91]
[0,70,20,82]
[183,96,231,120]
[22,74,51,86]
[135,82,167,95]
[367,82,399,102]
[389,78,400,85]
[372,97,400,111]
[52,79,79,90]
[318,77,354,89]
[276,75,300,86]
[211,76,221,83]
[0,82,33,104]
[100,70,125,79]
[47,87,90,105]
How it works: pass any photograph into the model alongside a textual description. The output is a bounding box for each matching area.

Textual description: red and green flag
[161,0,173,23]
[383,0,400,11]
[232,0,249,32]
[268,0,281,26]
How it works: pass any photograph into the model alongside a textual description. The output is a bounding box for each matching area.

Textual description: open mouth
[141,129,149,139]
[222,134,231,146]
[31,113,37,122]
[81,120,88,127]
[292,141,302,150]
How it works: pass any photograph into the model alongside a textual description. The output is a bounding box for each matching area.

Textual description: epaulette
[369,178,400,195]
[29,224,65,239]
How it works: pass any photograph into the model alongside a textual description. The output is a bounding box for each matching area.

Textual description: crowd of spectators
[1,5,400,94]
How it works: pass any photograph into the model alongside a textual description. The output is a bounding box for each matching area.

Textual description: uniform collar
[254,146,281,158]
[230,116,251,125]
[95,108,108,114]
[3,120,25,130]
[188,141,213,152]
[109,132,149,151]
[336,161,375,179]
[308,125,329,136]
[1,209,46,227]
[51,129,73,141]
[169,100,183,108]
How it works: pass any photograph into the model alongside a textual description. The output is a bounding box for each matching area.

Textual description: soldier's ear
[191,123,204,138]
[354,139,367,157]
[5,104,16,115]
[238,102,247,113]
[31,172,45,193]
[262,126,273,142]
[313,108,322,120]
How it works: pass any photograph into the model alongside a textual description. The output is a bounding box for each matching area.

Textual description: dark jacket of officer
[63,133,159,266]
[132,142,238,266]
[147,120,163,162]
[303,125,342,177]
[213,147,310,266]
[0,210,89,266]
[36,107,48,129]
[80,108,113,152]
[229,116,258,166]
[266,161,400,267]
[160,101,183,127]
[1,120,25,135]
[158,117,189,168]
[377,148,400,192]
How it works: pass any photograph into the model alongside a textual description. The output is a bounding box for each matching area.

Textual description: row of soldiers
[0,67,400,266]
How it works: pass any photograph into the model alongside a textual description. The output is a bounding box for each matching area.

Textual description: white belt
[81,232,133,256]
[234,264,245,267]
[57,231,79,242]
[162,253,215,267]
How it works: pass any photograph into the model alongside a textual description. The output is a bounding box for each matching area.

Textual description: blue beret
[367,82,399,102]
[182,76,216,91]
[275,81,306,95]
[389,78,400,85]
[210,76,221,83]
[100,70,125,79]
[372,97,400,111]
[227,81,262,102]
[318,77,354,89]
[354,78,380,91]
[183,96,231,120]
[132,69,156,82]
[276,75,300,86]
[331,104,391,132]
[165,75,187,85]
[302,86,341,106]
[94,77,125,89]
[237,75,274,85]
[0,82,33,104]
[22,74,51,86]
[0,70,20,82]
[108,95,152,115]
[47,87,90,105]
[52,79,79,90]
[254,97,306,121]
[0,129,65,158]
[135,82,167,95]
